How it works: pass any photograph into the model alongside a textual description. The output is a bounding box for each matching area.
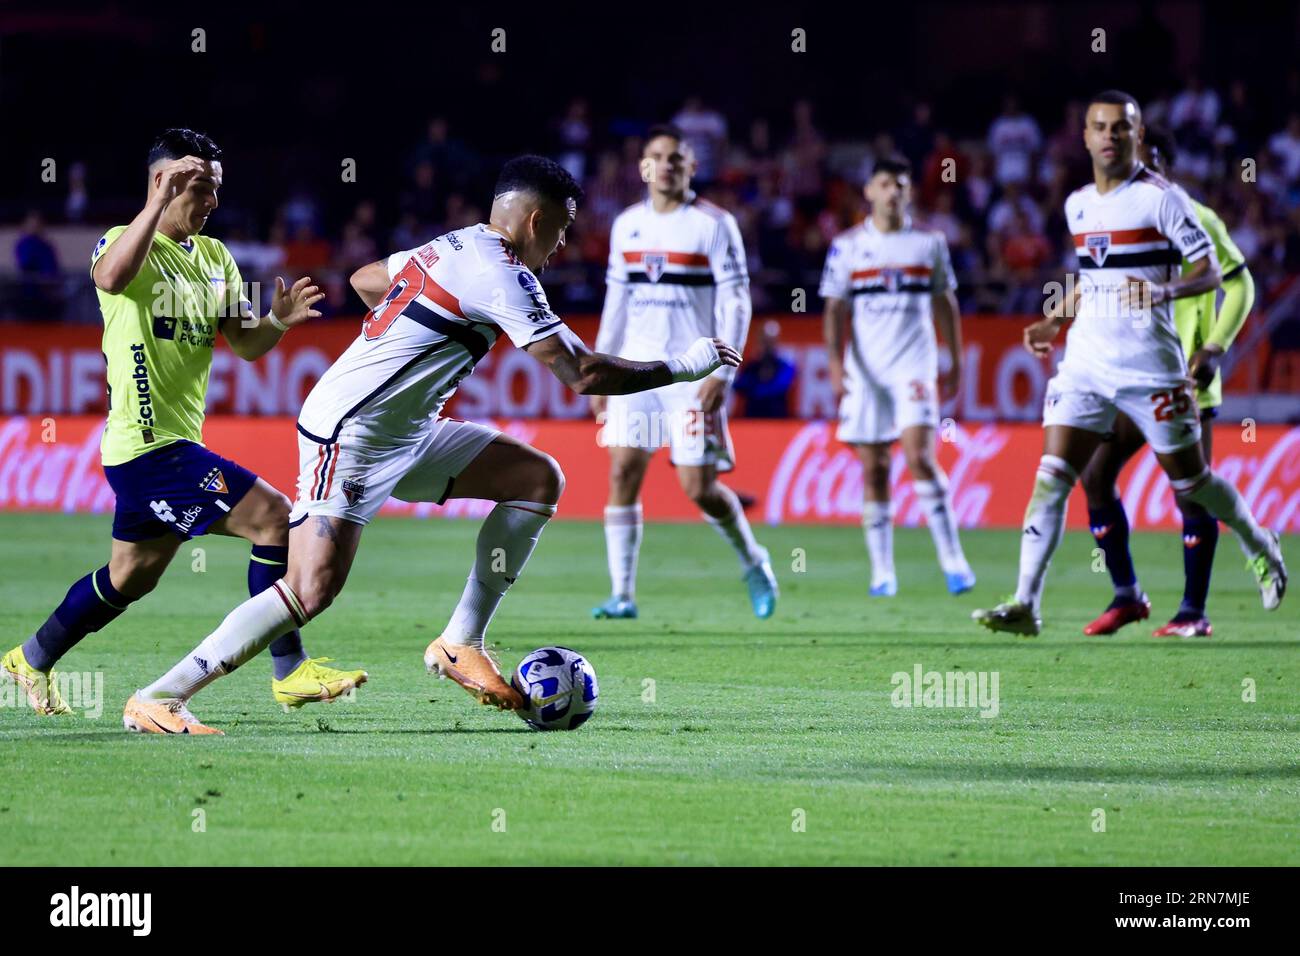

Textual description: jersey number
[1150,386,1191,422]
[363,260,426,340]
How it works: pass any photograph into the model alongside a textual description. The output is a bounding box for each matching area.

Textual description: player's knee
[289,573,341,620]
[609,458,643,495]
[110,554,169,598]
[865,459,891,495]
[1079,462,1116,509]
[249,492,292,542]
[530,452,565,503]
[905,452,936,482]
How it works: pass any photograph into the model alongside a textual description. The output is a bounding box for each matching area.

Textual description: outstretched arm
[222,276,324,361]
[525,328,739,395]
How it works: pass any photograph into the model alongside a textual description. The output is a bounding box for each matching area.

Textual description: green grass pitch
[0,512,1296,865]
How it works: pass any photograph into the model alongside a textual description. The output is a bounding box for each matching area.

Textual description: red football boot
[1083,595,1151,635]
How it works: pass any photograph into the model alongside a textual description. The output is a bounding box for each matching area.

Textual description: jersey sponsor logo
[444,232,464,252]
[130,343,156,431]
[642,253,667,283]
[1085,234,1111,266]
[153,315,177,340]
[1178,222,1208,248]
[341,478,366,507]
[199,467,229,494]
[175,504,205,534]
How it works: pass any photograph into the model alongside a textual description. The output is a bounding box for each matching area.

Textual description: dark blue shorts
[103,441,259,542]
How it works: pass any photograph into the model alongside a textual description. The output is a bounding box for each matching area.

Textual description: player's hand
[589,395,608,419]
[829,361,847,402]
[1119,276,1169,311]
[1188,344,1224,391]
[698,376,729,414]
[667,337,741,382]
[272,276,326,328]
[153,156,206,205]
[1023,317,1062,357]
[939,363,962,403]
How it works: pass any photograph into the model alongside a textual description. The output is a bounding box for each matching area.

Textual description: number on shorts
[363,260,426,340]
[1150,386,1191,422]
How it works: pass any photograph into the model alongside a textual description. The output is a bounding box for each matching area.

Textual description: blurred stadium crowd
[6,79,1300,325]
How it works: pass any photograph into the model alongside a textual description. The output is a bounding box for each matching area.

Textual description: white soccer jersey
[601,196,747,361]
[819,219,956,384]
[1061,163,1213,386]
[297,224,566,444]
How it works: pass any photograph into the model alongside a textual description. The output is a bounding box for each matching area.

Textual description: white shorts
[601,380,735,471]
[837,375,939,445]
[289,417,500,527]
[1042,368,1201,454]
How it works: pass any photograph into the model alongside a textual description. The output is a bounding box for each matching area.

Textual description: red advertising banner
[3,415,1297,532]
[1,316,1266,423]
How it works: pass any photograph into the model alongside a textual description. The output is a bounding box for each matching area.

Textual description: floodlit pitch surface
[1,513,1295,865]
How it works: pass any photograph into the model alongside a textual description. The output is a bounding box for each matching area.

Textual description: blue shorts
[103,441,259,542]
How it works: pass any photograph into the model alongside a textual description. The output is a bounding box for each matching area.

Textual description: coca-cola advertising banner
[3,415,1297,531]
[0,316,1215,423]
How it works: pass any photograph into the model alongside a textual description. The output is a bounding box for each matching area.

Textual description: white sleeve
[465,267,568,349]
[1158,187,1213,263]
[709,214,750,383]
[386,246,422,279]
[818,236,852,300]
[932,233,958,293]
[709,213,748,287]
[595,221,630,355]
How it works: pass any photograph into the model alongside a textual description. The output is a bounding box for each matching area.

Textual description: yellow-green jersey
[91,227,247,466]
[1175,199,1250,410]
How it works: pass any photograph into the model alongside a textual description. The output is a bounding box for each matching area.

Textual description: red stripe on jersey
[324,442,340,499]
[1072,227,1166,247]
[850,265,933,280]
[310,445,325,500]
[622,251,710,267]
[422,274,466,319]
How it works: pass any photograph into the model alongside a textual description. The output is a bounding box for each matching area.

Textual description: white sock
[443,500,556,647]
[1014,455,1076,614]
[604,503,643,599]
[914,471,970,574]
[1174,469,1274,559]
[141,582,306,700]
[862,500,895,586]
[703,487,766,568]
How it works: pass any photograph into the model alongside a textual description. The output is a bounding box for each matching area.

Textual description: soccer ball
[511,646,599,731]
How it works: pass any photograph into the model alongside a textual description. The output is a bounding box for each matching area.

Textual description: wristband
[268,313,289,332]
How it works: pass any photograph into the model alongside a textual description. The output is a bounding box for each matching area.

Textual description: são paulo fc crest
[642,253,667,283]
[341,478,366,506]
[199,467,228,494]
[881,267,904,292]
[1085,234,1111,266]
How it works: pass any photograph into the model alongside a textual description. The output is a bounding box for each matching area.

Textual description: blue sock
[250,545,307,680]
[21,566,136,671]
[1088,500,1140,600]
[1177,512,1219,619]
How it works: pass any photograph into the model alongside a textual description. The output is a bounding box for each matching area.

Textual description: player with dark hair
[974,92,1285,635]
[2,129,366,728]
[590,123,778,620]
[821,155,975,597]
[1078,125,1257,637]
[125,154,741,730]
